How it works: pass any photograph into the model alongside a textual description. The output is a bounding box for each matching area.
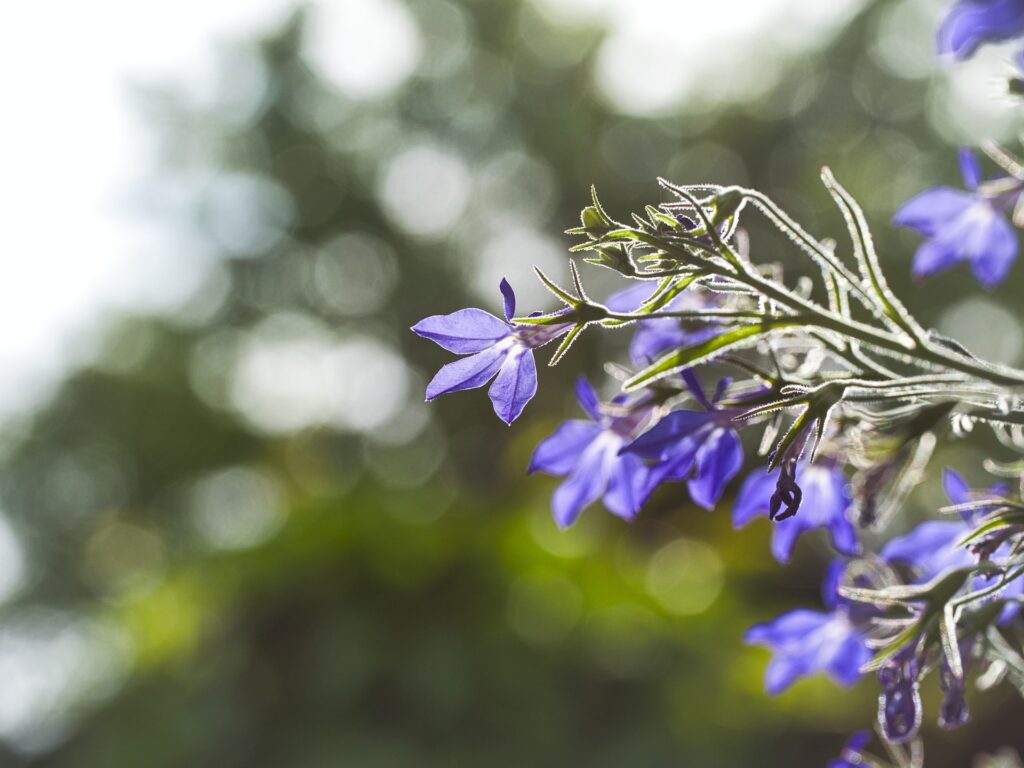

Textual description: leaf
[622,320,797,392]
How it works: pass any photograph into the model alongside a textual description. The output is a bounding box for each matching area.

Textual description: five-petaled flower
[623,376,744,511]
[745,561,872,694]
[937,0,1024,60]
[411,279,569,424]
[881,468,1022,621]
[732,461,858,564]
[893,149,1019,287]
[529,377,652,528]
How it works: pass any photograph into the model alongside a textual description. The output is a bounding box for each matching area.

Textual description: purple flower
[745,561,871,694]
[893,149,1019,287]
[732,462,858,564]
[827,732,871,768]
[529,377,651,528]
[881,469,1022,620]
[938,0,1024,60]
[881,469,1001,580]
[412,279,568,424]
[624,376,744,510]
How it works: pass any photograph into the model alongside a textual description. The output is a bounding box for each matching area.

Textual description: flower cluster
[412,2,1024,763]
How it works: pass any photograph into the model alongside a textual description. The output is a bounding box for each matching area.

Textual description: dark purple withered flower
[732,462,858,564]
[827,732,871,768]
[745,561,871,694]
[939,657,970,730]
[893,149,1019,287]
[529,377,651,528]
[877,651,923,744]
[623,375,744,510]
[937,0,1024,60]
[412,279,570,424]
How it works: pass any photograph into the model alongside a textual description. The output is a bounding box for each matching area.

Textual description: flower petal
[687,428,743,510]
[943,468,971,506]
[731,468,777,527]
[499,278,516,322]
[425,345,508,400]
[959,148,982,190]
[574,376,602,421]
[912,237,962,279]
[489,347,538,424]
[937,0,1024,59]
[625,410,713,460]
[603,452,649,520]
[604,281,657,313]
[551,434,617,527]
[893,187,974,237]
[824,631,871,687]
[880,520,972,581]
[967,211,1017,287]
[412,309,511,353]
[528,420,602,476]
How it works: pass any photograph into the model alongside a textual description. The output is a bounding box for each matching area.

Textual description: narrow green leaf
[622,320,796,391]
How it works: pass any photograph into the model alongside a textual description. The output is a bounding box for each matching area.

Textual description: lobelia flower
[623,375,744,510]
[528,377,652,528]
[880,468,1022,620]
[893,149,1020,287]
[412,278,570,424]
[732,461,858,564]
[827,732,871,768]
[937,0,1024,60]
[745,561,872,694]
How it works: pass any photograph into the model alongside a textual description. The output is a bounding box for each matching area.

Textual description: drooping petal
[488,347,538,424]
[744,609,831,646]
[747,608,868,695]
[574,376,602,422]
[551,434,617,527]
[763,657,804,696]
[603,452,649,521]
[825,631,872,687]
[688,428,744,510]
[911,237,962,278]
[640,437,701,503]
[967,210,1017,287]
[893,187,974,237]
[770,518,805,564]
[499,277,516,321]
[425,344,508,400]
[528,420,603,476]
[412,308,512,353]
[802,466,858,557]
[937,0,1024,60]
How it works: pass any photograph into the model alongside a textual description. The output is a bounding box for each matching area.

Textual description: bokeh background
[3,0,1024,765]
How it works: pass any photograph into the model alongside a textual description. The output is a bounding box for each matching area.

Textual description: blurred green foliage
[1,1,1024,766]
